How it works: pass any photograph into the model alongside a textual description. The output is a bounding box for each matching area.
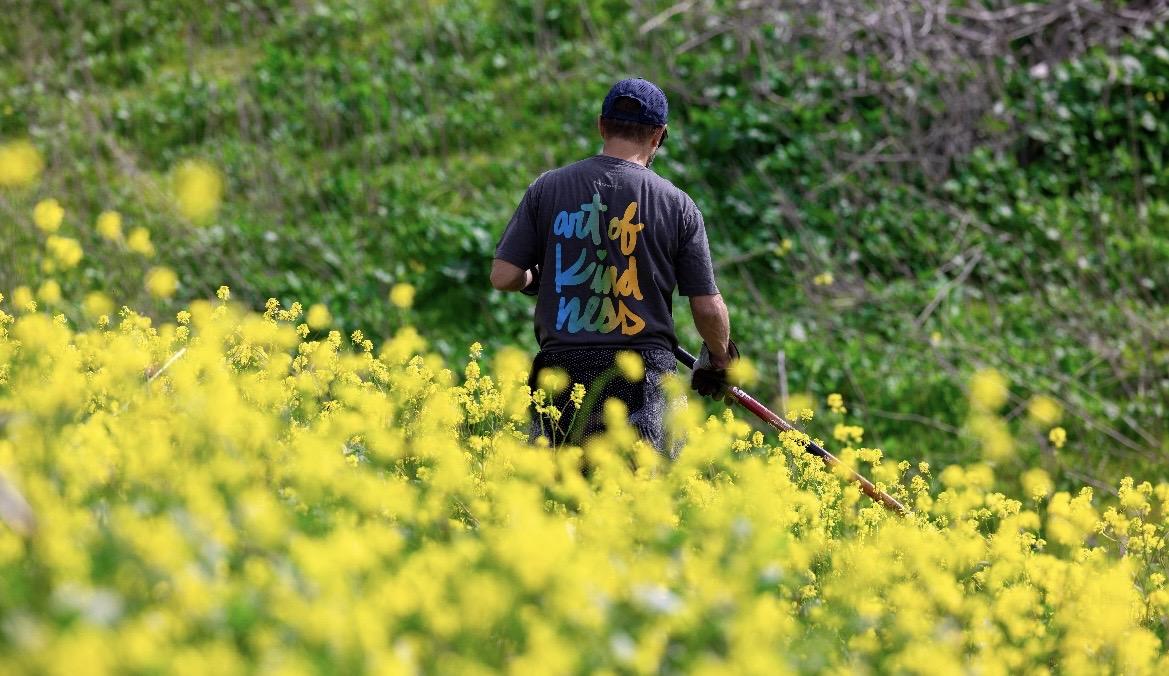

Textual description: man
[490,77,737,453]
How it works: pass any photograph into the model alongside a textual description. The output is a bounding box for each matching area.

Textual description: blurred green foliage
[1,0,1167,486]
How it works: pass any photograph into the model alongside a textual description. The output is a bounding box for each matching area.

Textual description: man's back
[495,154,717,353]
[490,77,735,454]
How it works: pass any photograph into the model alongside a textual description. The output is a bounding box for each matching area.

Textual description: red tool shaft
[676,347,908,516]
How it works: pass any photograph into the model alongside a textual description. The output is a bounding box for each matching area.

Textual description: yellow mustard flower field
[1,286,1167,675]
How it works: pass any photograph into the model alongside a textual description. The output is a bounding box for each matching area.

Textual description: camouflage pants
[527,347,679,456]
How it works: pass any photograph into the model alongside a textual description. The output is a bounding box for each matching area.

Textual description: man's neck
[600,140,651,167]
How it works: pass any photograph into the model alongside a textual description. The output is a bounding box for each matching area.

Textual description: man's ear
[597,116,606,140]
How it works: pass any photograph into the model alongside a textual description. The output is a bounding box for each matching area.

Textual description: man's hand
[691,339,739,401]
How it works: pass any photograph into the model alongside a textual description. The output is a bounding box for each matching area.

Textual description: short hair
[600,97,663,145]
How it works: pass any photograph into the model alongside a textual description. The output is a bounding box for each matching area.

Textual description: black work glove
[521,265,541,296]
[691,339,739,401]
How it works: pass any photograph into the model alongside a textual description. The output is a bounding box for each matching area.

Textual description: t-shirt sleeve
[494,177,542,269]
[675,202,719,296]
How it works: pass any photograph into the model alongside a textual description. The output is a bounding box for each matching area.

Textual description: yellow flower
[11,285,34,312]
[728,357,758,386]
[1049,426,1067,449]
[83,292,114,319]
[826,393,846,414]
[833,424,864,445]
[172,159,223,222]
[127,227,155,257]
[616,351,644,382]
[969,414,1014,461]
[0,275,1163,675]
[0,139,44,187]
[969,368,1008,411]
[379,325,427,363]
[1022,468,1054,499]
[145,266,179,299]
[779,392,813,420]
[306,304,331,330]
[216,285,231,301]
[785,407,814,422]
[1027,395,1062,426]
[37,279,62,305]
[813,272,834,286]
[389,283,416,309]
[95,210,123,241]
[469,342,483,360]
[772,238,793,257]
[45,235,83,268]
[537,367,569,395]
[1118,477,1149,513]
[491,345,530,385]
[33,198,65,232]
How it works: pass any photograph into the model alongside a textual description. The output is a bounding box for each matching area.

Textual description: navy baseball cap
[601,78,668,126]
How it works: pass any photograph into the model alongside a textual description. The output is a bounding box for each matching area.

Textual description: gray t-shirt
[495,154,718,353]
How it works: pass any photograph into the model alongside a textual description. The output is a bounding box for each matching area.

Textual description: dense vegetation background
[2,0,1167,489]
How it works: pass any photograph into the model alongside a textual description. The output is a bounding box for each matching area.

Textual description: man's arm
[493,174,544,293]
[490,258,535,292]
[690,294,732,367]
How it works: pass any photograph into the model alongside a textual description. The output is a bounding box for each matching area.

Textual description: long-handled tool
[675,346,908,516]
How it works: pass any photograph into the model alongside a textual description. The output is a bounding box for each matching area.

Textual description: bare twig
[776,350,789,414]
[146,348,188,384]
[914,249,984,329]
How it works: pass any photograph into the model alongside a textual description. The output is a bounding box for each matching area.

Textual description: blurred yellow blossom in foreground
[1022,468,1054,500]
[35,279,61,305]
[616,350,644,382]
[95,210,123,241]
[781,392,814,419]
[172,159,223,222]
[389,282,416,309]
[1028,395,1063,426]
[144,266,178,299]
[45,235,83,269]
[969,368,1008,411]
[536,366,569,395]
[727,356,758,386]
[0,139,43,187]
[126,227,155,257]
[83,291,114,319]
[305,303,331,330]
[10,285,34,312]
[32,198,64,232]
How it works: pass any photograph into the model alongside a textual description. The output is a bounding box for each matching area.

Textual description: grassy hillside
[2,0,1168,489]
